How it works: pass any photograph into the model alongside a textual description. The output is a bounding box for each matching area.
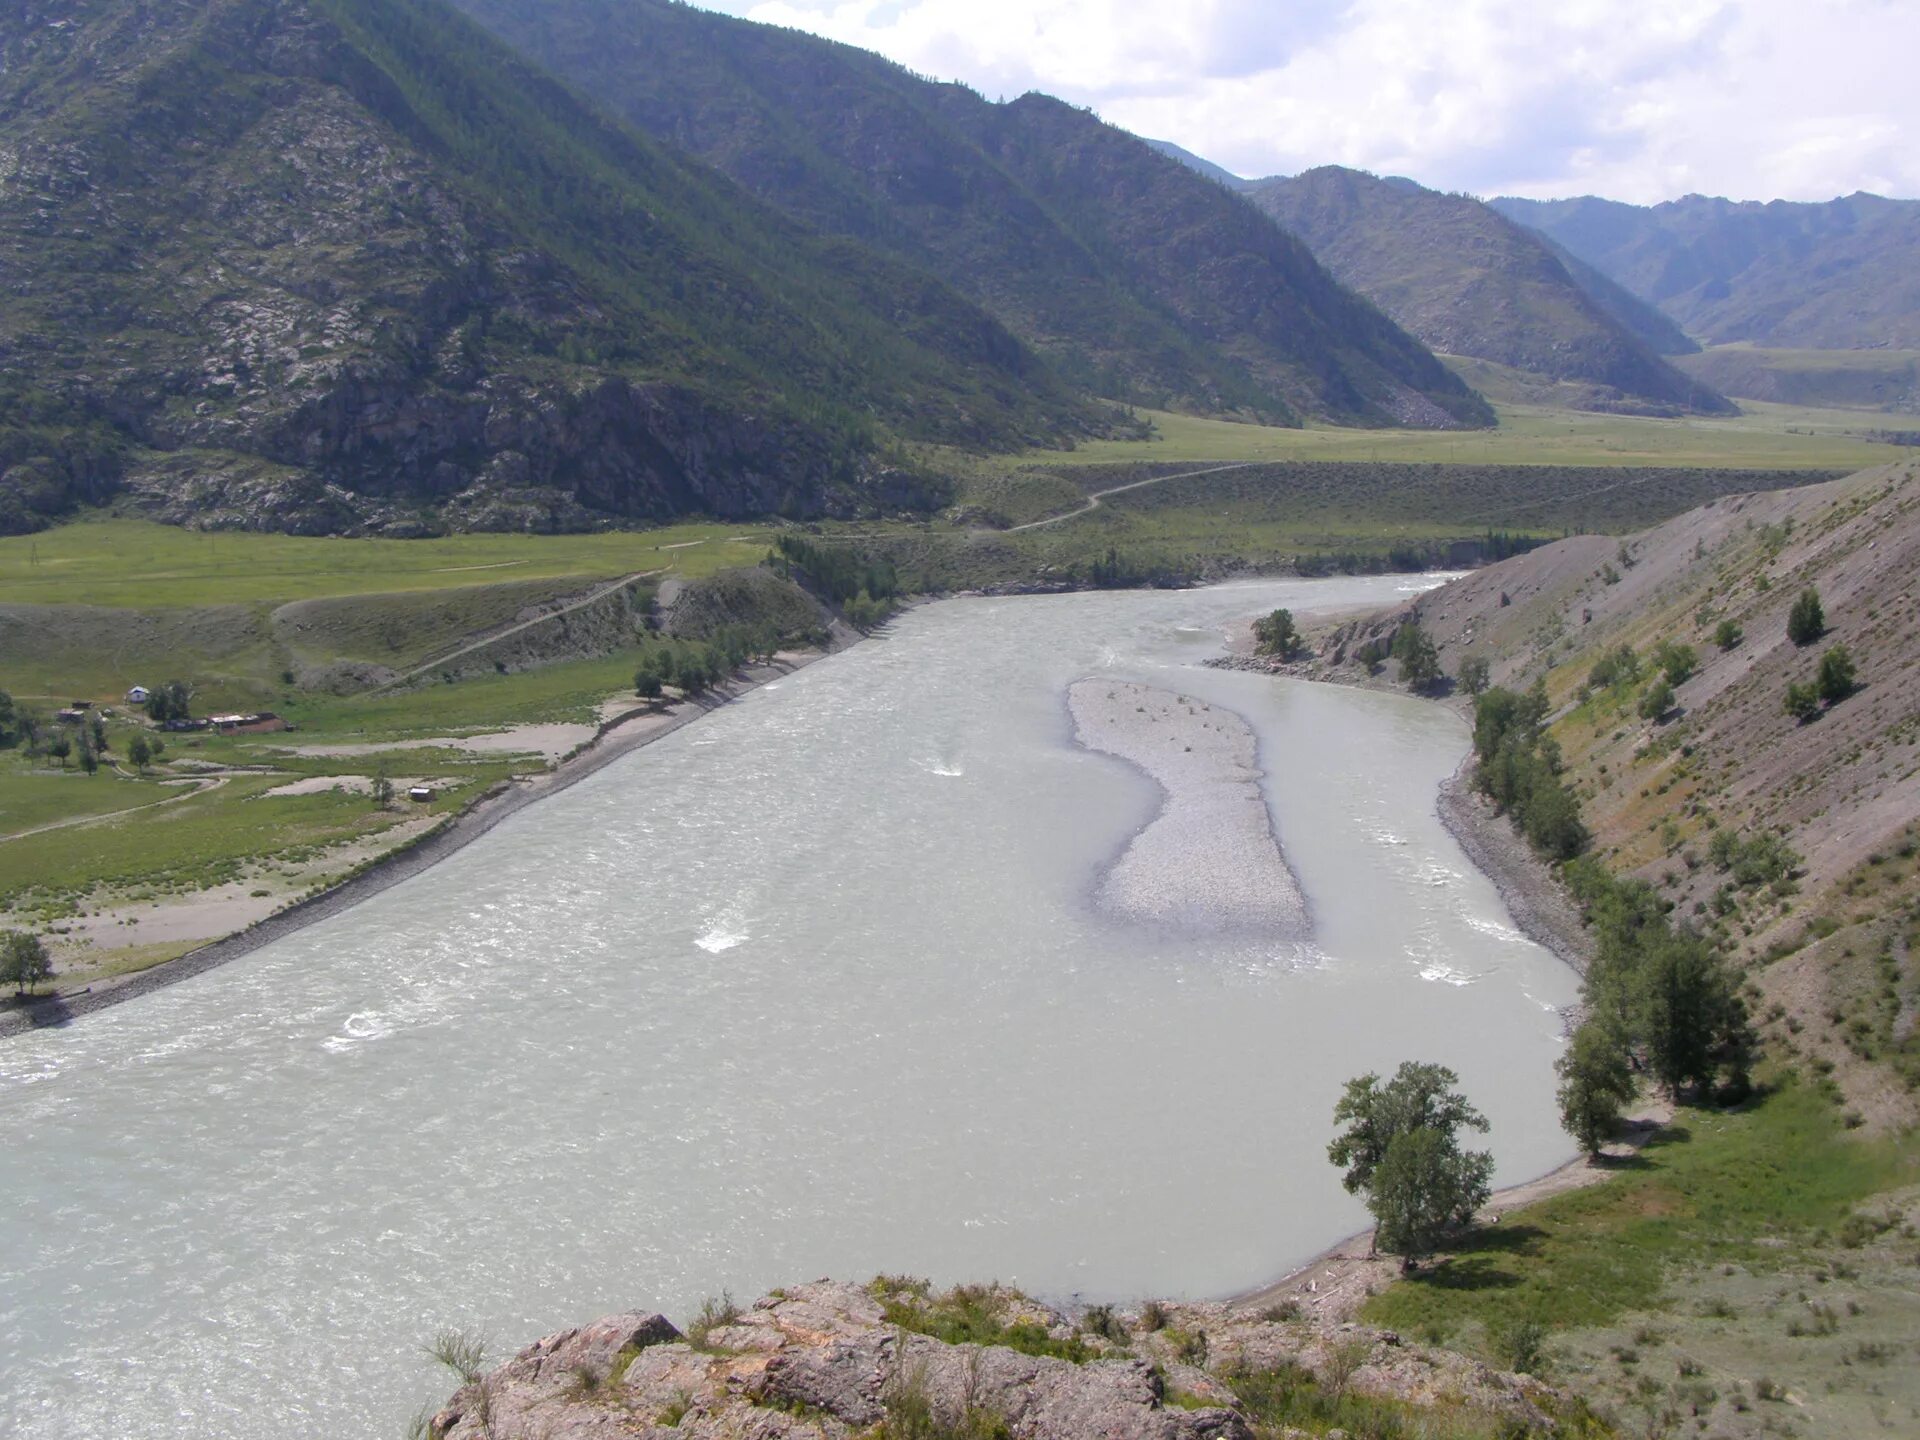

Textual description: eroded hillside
[1325,458,1920,1125]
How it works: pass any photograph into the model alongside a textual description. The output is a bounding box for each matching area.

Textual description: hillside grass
[1014,399,1917,472]
[1363,1078,1919,1341]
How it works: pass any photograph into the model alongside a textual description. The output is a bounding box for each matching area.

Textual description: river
[0,577,1580,1438]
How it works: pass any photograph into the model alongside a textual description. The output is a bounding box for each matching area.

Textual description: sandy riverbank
[1067,678,1307,935]
[0,643,849,1040]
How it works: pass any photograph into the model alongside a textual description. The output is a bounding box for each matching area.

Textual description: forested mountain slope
[0,0,1112,536]
[448,0,1493,430]
[1494,191,1920,350]
[1247,168,1730,414]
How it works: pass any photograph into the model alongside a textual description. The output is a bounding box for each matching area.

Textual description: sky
[703,0,1920,204]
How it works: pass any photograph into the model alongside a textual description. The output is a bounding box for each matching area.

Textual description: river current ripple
[0,578,1578,1438]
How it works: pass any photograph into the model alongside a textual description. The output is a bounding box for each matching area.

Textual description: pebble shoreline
[1067,678,1308,936]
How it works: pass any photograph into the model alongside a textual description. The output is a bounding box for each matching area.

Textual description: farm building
[407,785,436,803]
[125,685,150,705]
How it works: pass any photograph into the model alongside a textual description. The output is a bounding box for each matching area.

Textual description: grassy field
[1362,1079,1920,1436]
[1010,398,1920,472]
[0,516,773,608]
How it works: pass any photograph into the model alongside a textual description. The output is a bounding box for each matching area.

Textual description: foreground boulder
[430,1280,1583,1438]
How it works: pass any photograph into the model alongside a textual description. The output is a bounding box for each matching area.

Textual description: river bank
[0,639,854,1040]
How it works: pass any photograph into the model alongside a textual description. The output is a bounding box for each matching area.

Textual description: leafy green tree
[1651,640,1696,686]
[1586,643,1640,692]
[145,680,194,725]
[78,735,98,775]
[1555,1021,1636,1157]
[1638,930,1753,1099]
[371,771,394,809]
[1816,644,1855,703]
[634,671,664,703]
[1787,588,1825,646]
[1783,681,1821,724]
[1253,608,1299,658]
[1328,1062,1493,1269]
[48,734,72,768]
[1713,619,1743,651]
[1367,1126,1495,1270]
[1,930,52,996]
[126,733,152,771]
[89,712,107,753]
[1637,676,1674,722]
[1456,654,1491,697]
[1391,622,1442,691]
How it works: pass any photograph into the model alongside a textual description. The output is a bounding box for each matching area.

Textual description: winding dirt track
[1001,461,1256,532]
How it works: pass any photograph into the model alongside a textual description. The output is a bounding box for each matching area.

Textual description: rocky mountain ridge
[1493,191,1920,351]
[427,1279,1581,1439]
[1243,168,1731,415]
[0,0,1117,536]
[446,0,1492,431]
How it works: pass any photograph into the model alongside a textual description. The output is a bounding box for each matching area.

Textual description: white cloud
[709,0,1920,201]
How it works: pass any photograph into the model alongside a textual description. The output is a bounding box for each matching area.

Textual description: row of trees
[1469,684,1589,861]
[633,625,795,702]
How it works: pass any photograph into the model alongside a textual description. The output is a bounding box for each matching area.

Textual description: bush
[1787,588,1825,646]
[1638,676,1674,722]
[1587,643,1640,692]
[1391,621,1442,691]
[1253,608,1299,658]
[1651,640,1697,685]
[1816,644,1855,703]
[1456,654,1491,696]
[1714,619,1744,650]
[1784,680,1821,723]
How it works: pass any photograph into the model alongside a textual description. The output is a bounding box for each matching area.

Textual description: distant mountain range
[447,0,1489,432]
[1242,168,1730,415]
[1491,193,1920,351]
[0,0,1498,537]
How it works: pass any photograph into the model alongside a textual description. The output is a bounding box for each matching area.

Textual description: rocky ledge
[430,1279,1582,1439]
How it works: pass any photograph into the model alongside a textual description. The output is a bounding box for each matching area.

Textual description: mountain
[1141,137,1245,189]
[0,0,1114,536]
[1492,192,1920,350]
[1244,168,1732,414]
[446,0,1492,430]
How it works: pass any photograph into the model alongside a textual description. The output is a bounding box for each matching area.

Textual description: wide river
[0,577,1579,1438]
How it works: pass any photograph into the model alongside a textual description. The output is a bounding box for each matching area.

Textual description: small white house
[125,685,150,705]
[408,785,436,803]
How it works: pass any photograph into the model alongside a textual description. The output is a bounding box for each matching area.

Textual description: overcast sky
[703,0,1918,204]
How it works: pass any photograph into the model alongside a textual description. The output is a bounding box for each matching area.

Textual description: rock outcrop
[430,1280,1578,1439]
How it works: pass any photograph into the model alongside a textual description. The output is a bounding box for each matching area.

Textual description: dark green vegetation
[445,0,1490,431]
[1328,1062,1495,1268]
[872,1280,1096,1365]
[1246,168,1729,415]
[0,0,1125,538]
[1494,192,1920,351]
[1469,684,1589,862]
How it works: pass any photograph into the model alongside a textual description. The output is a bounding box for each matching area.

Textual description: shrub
[1784,681,1821,723]
[1714,619,1744,650]
[1816,644,1855,703]
[1456,653,1491,697]
[1651,640,1697,685]
[1638,676,1675,722]
[1253,608,1299,658]
[686,1292,740,1350]
[1787,588,1825,646]
[424,1328,488,1385]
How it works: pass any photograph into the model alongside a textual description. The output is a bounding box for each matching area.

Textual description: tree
[1783,681,1821,724]
[1367,1127,1495,1269]
[1329,1062,1493,1270]
[1555,1021,1636,1157]
[48,734,72,768]
[1253,608,1299,658]
[1638,930,1753,1099]
[1816,644,1855,704]
[1787,588,1825,647]
[127,733,152,771]
[1638,676,1674,722]
[1392,622,1442,691]
[145,680,193,725]
[1457,654,1491,697]
[1651,641,1696,686]
[78,735,98,775]
[371,771,394,809]
[634,671,664,704]
[0,930,52,996]
[1714,619,1743,651]
[88,712,107,753]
